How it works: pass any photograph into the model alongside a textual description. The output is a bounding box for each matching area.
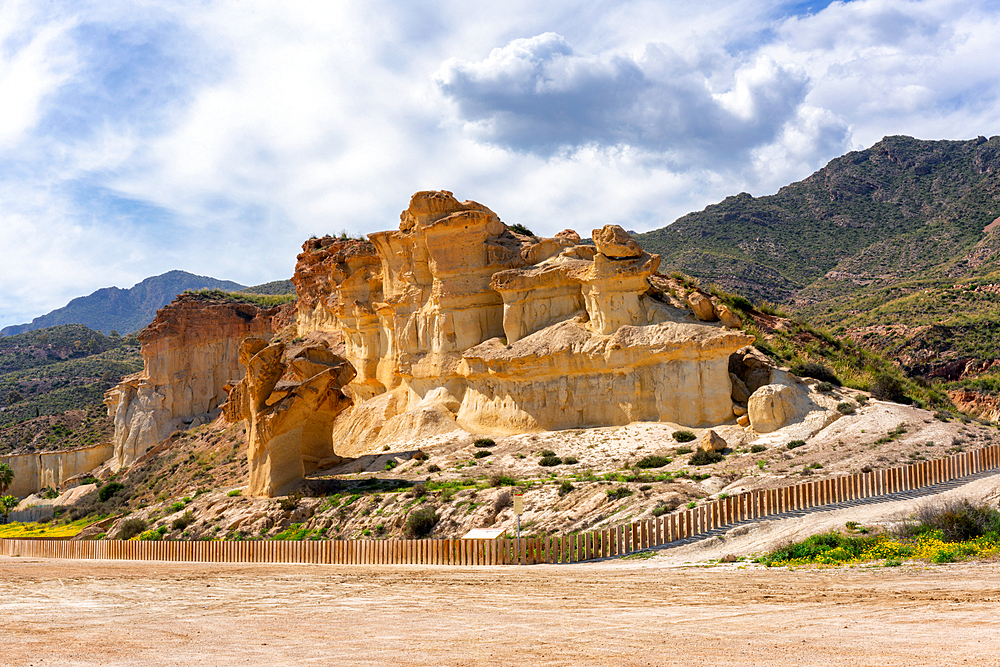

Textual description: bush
[652,499,680,517]
[816,382,835,393]
[870,374,907,403]
[412,450,428,461]
[489,472,517,487]
[562,455,579,465]
[606,487,633,502]
[558,481,574,497]
[903,500,1000,542]
[98,482,125,503]
[474,438,495,448]
[688,450,724,466]
[635,455,671,469]
[836,402,856,415]
[494,490,513,512]
[171,511,195,531]
[412,483,427,498]
[791,361,841,385]
[750,444,766,453]
[473,450,491,459]
[227,489,242,497]
[385,459,398,470]
[406,508,439,538]
[674,446,693,455]
[278,494,300,512]
[170,501,186,512]
[539,455,562,467]
[787,440,806,450]
[427,464,442,473]
[673,431,696,443]
[116,518,147,540]
[508,223,535,237]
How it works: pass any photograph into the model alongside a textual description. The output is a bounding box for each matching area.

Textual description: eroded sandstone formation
[290,191,755,458]
[222,337,354,497]
[104,295,291,470]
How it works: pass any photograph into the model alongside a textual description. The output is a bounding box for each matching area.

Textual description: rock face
[222,338,354,497]
[747,370,814,433]
[104,295,290,470]
[0,443,114,498]
[289,191,754,457]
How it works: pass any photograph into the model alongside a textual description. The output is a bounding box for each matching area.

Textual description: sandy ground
[2,554,1000,667]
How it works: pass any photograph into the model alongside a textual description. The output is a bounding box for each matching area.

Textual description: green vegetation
[688,450,724,466]
[635,455,671,469]
[0,494,17,522]
[117,518,147,540]
[0,463,13,495]
[606,487,633,501]
[405,508,438,538]
[473,438,495,448]
[507,223,536,238]
[758,501,1000,567]
[184,289,295,308]
[98,482,125,502]
[673,431,696,443]
[237,279,295,296]
[0,324,143,450]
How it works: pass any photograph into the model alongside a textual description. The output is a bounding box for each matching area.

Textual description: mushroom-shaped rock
[592,224,643,258]
[223,338,355,497]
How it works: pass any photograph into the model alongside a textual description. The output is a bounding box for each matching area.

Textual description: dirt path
[2,556,1000,666]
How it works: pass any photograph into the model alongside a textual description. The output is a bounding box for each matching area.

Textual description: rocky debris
[714,301,742,328]
[222,337,354,497]
[698,429,727,453]
[104,295,287,470]
[686,291,717,322]
[592,224,643,259]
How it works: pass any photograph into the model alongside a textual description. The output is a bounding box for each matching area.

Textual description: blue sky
[1,0,999,328]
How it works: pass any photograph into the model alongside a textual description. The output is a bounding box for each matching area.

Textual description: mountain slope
[0,324,143,453]
[638,135,1000,305]
[637,135,1000,380]
[1,270,246,336]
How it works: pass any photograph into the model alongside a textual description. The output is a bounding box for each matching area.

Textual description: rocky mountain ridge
[2,270,247,336]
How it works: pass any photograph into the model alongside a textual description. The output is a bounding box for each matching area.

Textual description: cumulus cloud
[2,0,1000,329]
[435,33,830,166]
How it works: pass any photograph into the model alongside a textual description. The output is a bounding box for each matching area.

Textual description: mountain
[238,279,295,295]
[637,135,1000,380]
[0,324,144,452]
[1,270,246,336]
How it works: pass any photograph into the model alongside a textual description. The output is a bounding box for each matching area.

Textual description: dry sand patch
[2,556,999,666]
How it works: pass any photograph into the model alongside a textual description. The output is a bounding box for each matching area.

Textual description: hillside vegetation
[638,135,1000,386]
[0,324,142,453]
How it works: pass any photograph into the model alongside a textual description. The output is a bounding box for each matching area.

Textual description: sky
[1,0,999,329]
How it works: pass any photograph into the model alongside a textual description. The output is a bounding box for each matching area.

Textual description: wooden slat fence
[3,444,998,565]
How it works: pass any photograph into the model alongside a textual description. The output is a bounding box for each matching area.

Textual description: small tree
[0,495,17,523]
[0,463,13,496]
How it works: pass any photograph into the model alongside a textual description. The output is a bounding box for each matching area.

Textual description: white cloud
[2,0,1000,329]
